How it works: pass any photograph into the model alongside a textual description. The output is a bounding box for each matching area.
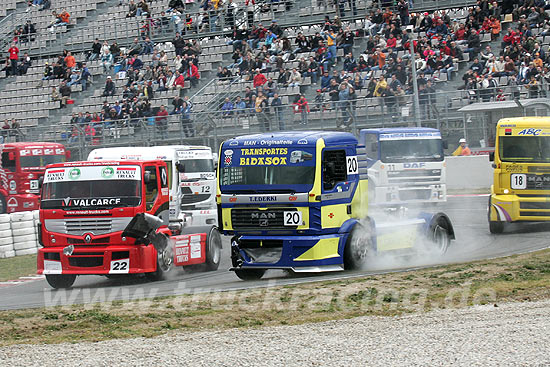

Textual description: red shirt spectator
[253,71,267,88]
[386,35,397,49]
[59,11,70,24]
[8,45,19,60]
[156,105,169,122]
[65,52,76,69]
[186,63,200,79]
[174,72,185,88]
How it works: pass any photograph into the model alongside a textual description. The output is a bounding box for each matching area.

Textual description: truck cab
[88,145,217,228]
[359,128,446,205]
[0,142,66,213]
[489,117,550,233]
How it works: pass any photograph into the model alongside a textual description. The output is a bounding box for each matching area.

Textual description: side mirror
[38,176,43,189]
[144,171,151,184]
[176,162,185,173]
[442,140,448,149]
[489,152,494,162]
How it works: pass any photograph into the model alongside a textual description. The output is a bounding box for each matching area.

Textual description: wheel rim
[351,231,370,260]
[158,246,173,271]
[433,225,449,253]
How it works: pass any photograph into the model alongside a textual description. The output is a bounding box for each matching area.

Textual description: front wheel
[234,268,265,281]
[204,227,222,271]
[45,274,76,289]
[344,220,374,270]
[489,221,504,234]
[146,243,173,281]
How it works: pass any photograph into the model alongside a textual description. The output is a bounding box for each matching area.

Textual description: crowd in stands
[3,0,550,141]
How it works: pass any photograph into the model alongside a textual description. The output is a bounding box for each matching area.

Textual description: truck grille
[387,169,441,178]
[231,208,297,229]
[520,211,550,217]
[181,194,211,205]
[519,202,550,210]
[44,217,132,236]
[68,257,103,268]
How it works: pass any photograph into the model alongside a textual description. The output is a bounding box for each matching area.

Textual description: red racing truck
[0,142,67,213]
[37,160,222,289]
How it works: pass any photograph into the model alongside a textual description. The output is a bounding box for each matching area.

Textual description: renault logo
[84,234,92,243]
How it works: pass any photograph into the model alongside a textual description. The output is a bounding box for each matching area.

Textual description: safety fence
[0,210,40,259]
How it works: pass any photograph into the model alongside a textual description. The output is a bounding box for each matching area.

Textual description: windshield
[221,166,315,191]
[181,159,213,173]
[41,180,141,209]
[380,139,443,162]
[499,136,550,163]
[20,154,66,168]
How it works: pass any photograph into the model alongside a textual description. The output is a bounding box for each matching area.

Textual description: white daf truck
[88,145,217,228]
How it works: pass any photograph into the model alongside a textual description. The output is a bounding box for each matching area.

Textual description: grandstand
[0,0,549,158]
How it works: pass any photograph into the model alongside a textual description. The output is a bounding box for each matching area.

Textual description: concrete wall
[446,155,493,191]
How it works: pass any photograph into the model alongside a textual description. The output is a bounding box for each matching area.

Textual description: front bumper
[490,193,550,222]
[373,184,446,205]
[37,244,157,275]
[230,234,347,272]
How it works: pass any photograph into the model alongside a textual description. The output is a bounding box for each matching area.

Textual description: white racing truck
[88,145,217,229]
[360,128,447,206]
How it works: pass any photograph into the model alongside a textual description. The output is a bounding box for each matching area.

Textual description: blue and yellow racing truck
[217,132,455,280]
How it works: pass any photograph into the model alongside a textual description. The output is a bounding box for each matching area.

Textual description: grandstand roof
[458,99,550,113]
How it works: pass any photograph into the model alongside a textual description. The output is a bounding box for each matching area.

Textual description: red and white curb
[0,275,44,287]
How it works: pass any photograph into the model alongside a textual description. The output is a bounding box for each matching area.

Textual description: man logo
[84,234,92,243]
[69,168,81,180]
[102,166,115,178]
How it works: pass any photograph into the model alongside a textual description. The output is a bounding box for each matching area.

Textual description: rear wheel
[234,268,265,280]
[204,227,222,271]
[344,220,374,270]
[45,274,76,289]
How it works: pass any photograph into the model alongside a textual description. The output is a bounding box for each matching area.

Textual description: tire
[344,219,374,270]
[488,197,505,234]
[204,227,222,271]
[13,241,37,251]
[432,225,451,254]
[489,221,504,234]
[12,234,36,244]
[45,274,76,289]
[10,212,33,221]
[10,221,34,230]
[12,227,35,237]
[0,223,10,231]
[145,246,173,282]
[234,268,266,280]
[0,195,6,215]
[15,247,37,256]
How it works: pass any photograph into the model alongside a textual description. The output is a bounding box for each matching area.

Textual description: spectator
[253,69,267,89]
[221,98,234,117]
[137,0,150,17]
[181,101,193,137]
[102,76,116,97]
[128,38,143,56]
[17,53,31,75]
[59,81,71,108]
[337,83,350,127]
[127,0,138,17]
[293,94,310,125]
[174,70,186,90]
[155,105,168,139]
[8,43,18,77]
[234,96,246,114]
[142,37,155,55]
[185,60,200,87]
[89,39,102,61]
[100,50,114,72]
[289,68,302,88]
[171,95,184,114]
[255,92,270,131]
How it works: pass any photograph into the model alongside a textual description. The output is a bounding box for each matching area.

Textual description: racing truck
[88,145,217,228]
[217,131,454,280]
[0,142,67,213]
[489,117,550,233]
[360,128,446,205]
[37,160,222,289]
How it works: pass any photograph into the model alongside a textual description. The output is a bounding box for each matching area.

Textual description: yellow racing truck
[489,117,550,233]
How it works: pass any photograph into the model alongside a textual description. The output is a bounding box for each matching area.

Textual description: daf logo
[84,234,92,243]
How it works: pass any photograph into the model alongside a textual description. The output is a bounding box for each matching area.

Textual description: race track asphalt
[1,195,549,310]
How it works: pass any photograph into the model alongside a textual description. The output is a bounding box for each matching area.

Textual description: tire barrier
[0,211,40,259]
